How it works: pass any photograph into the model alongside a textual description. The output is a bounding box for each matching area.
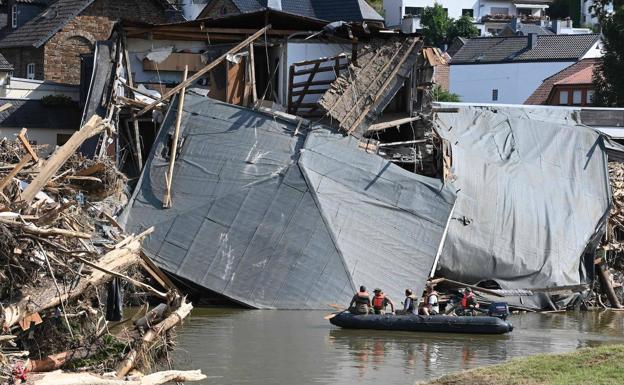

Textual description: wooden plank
[163,66,188,208]
[293,64,347,77]
[291,54,348,67]
[292,62,320,113]
[226,58,246,105]
[249,44,257,104]
[291,79,335,89]
[291,88,328,97]
[136,26,271,117]
[0,154,32,192]
[75,162,105,177]
[367,116,420,132]
[18,128,39,162]
[287,65,295,113]
[20,116,104,204]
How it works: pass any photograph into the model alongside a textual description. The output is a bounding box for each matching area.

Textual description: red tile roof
[524,58,599,105]
[554,65,595,85]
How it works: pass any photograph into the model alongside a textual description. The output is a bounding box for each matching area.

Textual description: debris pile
[0,120,204,384]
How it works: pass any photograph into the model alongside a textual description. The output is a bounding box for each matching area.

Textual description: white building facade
[448,34,601,104]
[384,0,552,34]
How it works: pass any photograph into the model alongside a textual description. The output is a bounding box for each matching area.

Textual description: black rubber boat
[329,313,514,334]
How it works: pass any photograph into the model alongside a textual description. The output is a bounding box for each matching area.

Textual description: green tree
[448,14,479,43]
[432,85,461,102]
[421,4,479,47]
[592,1,624,106]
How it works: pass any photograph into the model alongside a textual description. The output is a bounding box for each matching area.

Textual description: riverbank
[421,343,624,385]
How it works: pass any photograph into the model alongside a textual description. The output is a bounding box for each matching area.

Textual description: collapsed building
[78,10,624,310]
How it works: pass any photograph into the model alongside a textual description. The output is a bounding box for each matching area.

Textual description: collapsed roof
[120,95,456,308]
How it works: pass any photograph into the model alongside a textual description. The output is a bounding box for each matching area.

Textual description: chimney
[528,33,538,49]
[510,17,520,31]
[552,19,561,34]
[266,0,282,11]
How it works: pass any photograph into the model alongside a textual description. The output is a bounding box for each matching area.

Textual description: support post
[163,66,188,208]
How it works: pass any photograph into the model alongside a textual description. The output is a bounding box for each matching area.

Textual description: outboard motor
[487,302,510,320]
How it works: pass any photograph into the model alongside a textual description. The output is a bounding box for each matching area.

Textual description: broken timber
[163,65,188,208]
[136,25,271,117]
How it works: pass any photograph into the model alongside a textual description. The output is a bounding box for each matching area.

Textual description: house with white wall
[581,0,613,26]
[448,33,601,104]
[385,0,554,35]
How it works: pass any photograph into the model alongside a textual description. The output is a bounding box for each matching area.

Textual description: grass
[421,344,624,385]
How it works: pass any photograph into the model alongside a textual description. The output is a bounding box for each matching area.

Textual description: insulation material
[121,94,456,309]
[433,105,612,290]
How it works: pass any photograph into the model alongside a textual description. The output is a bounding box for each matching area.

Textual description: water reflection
[173,310,624,385]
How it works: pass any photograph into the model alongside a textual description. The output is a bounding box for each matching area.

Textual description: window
[405,6,424,16]
[492,89,498,101]
[462,8,474,18]
[559,90,569,105]
[11,5,17,28]
[26,63,35,79]
[587,90,595,104]
[491,7,509,15]
[572,90,582,105]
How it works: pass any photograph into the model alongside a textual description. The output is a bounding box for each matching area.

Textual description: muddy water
[172,310,624,385]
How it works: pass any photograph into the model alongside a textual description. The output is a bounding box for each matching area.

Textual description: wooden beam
[163,66,188,208]
[20,115,104,204]
[367,116,420,133]
[136,26,271,117]
[249,43,257,104]
[0,153,32,191]
[293,64,347,77]
[18,128,39,162]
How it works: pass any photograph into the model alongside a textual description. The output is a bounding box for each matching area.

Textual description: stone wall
[43,0,172,84]
[200,0,240,18]
[2,47,44,79]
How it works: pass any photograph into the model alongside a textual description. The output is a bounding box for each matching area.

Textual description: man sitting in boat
[401,289,418,315]
[349,286,372,315]
[419,284,439,315]
[459,287,479,315]
[372,288,396,315]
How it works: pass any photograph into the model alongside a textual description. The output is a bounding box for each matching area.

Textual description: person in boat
[372,288,395,315]
[420,284,439,315]
[401,289,418,315]
[460,287,479,315]
[349,285,372,315]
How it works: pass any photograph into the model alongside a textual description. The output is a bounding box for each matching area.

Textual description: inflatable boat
[329,313,514,334]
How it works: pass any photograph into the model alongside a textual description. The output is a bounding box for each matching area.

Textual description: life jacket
[405,294,418,311]
[355,292,370,305]
[460,292,475,309]
[372,293,385,310]
[426,291,439,305]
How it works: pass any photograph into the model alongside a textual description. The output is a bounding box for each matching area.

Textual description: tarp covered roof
[433,105,612,291]
[121,95,456,308]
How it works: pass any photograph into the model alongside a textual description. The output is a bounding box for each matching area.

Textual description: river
[172,309,624,385]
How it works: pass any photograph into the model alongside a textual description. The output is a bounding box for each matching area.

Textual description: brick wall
[43,0,172,84]
[2,47,44,79]
[201,0,240,18]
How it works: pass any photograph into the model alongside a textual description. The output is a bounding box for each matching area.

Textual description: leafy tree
[592,1,624,106]
[547,0,581,26]
[447,15,479,43]
[421,4,479,47]
[432,85,461,102]
[420,4,452,46]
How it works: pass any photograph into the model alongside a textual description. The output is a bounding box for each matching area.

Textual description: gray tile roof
[0,0,94,48]
[0,52,13,71]
[515,23,554,35]
[0,99,80,129]
[450,34,600,64]
[227,0,383,22]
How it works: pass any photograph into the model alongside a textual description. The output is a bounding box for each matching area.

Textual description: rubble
[0,121,203,384]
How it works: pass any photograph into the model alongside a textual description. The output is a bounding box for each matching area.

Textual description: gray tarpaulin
[433,105,611,290]
[121,94,456,309]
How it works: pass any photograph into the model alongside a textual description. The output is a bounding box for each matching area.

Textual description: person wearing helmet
[371,288,395,315]
[349,285,372,315]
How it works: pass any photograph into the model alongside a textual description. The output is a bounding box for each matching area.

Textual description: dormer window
[11,5,17,28]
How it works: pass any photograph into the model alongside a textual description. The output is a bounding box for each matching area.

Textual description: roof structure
[0,0,182,49]
[525,58,599,104]
[0,52,13,71]
[501,22,554,36]
[0,0,93,48]
[554,65,594,85]
[450,34,600,64]
[121,95,456,309]
[0,99,80,129]
[200,0,383,22]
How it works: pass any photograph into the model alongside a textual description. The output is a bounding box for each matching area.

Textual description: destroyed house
[0,0,183,85]
[111,11,619,310]
[198,0,384,24]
